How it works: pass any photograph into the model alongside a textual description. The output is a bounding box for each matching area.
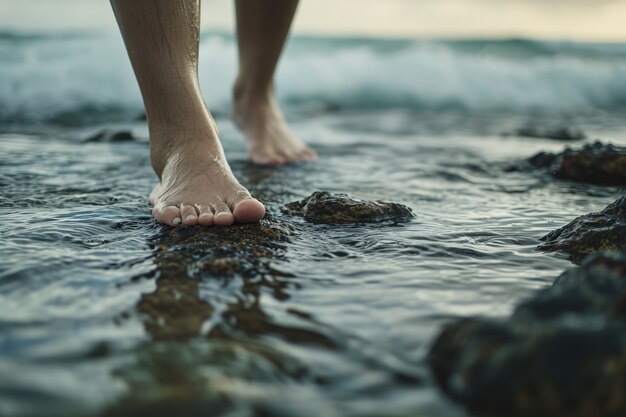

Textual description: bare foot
[233,85,317,166]
[148,118,265,227]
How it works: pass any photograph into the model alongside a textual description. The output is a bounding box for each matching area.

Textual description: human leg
[232,0,316,165]
[110,0,265,226]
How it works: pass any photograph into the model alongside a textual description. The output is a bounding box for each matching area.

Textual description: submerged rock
[283,191,414,224]
[163,217,295,278]
[428,252,626,417]
[137,217,295,341]
[85,129,138,143]
[166,217,293,248]
[512,126,586,141]
[539,196,626,263]
[507,141,626,186]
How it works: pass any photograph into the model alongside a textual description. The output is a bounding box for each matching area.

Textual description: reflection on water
[109,220,317,416]
[1,111,625,417]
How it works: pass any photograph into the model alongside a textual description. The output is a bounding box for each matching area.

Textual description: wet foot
[233,85,317,165]
[148,118,265,227]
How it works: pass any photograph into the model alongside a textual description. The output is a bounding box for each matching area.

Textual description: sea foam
[1,31,625,125]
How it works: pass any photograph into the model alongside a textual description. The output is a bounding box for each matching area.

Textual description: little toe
[180,204,198,226]
[233,198,265,223]
[196,205,214,226]
[154,205,182,227]
[212,202,235,226]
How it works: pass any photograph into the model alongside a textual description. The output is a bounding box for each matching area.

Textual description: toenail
[172,218,181,225]
[185,215,196,222]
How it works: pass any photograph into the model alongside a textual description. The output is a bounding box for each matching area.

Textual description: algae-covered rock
[507,141,626,186]
[137,217,294,340]
[165,217,293,252]
[283,191,414,224]
[539,196,626,263]
[428,252,626,417]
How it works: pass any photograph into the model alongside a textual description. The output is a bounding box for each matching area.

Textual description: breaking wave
[1,31,626,125]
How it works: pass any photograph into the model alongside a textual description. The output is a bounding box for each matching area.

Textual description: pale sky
[0,0,625,42]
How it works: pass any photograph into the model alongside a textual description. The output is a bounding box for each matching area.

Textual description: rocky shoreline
[428,251,626,417]
[429,140,626,416]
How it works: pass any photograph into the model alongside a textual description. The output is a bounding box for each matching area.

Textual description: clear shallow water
[2,30,626,417]
[1,110,626,417]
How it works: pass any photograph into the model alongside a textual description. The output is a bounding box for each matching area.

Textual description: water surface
[1,31,626,417]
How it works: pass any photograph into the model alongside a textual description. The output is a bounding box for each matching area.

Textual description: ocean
[2,31,626,126]
[1,30,626,417]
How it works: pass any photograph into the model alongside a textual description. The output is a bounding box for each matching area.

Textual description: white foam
[1,33,625,124]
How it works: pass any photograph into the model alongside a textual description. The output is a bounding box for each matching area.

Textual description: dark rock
[165,217,293,248]
[107,215,349,417]
[162,217,295,280]
[195,257,247,277]
[539,196,626,263]
[137,217,295,340]
[283,191,414,224]
[512,126,586,141]
[85,129,137,143]
[428,252,626,417]
[507,141,626,186]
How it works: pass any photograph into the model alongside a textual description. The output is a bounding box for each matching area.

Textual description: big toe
[233,198,265,223]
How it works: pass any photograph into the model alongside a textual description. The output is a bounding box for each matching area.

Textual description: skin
[110,0,314,227]
[233,0,316,165]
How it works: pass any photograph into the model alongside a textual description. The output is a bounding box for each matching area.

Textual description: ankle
[148,115,221,177]
[233,77,275,108]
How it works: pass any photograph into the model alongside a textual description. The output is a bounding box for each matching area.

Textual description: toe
[180,204,198,226]
[196,204,214,226]
[233,198,265,223]
[295,147,316,161]
[293,149,310,162]
[250,152,286,166]
[252,157,285,166]
[303,147,317,160]
[154,205,182,227]
[212,201,235,226]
